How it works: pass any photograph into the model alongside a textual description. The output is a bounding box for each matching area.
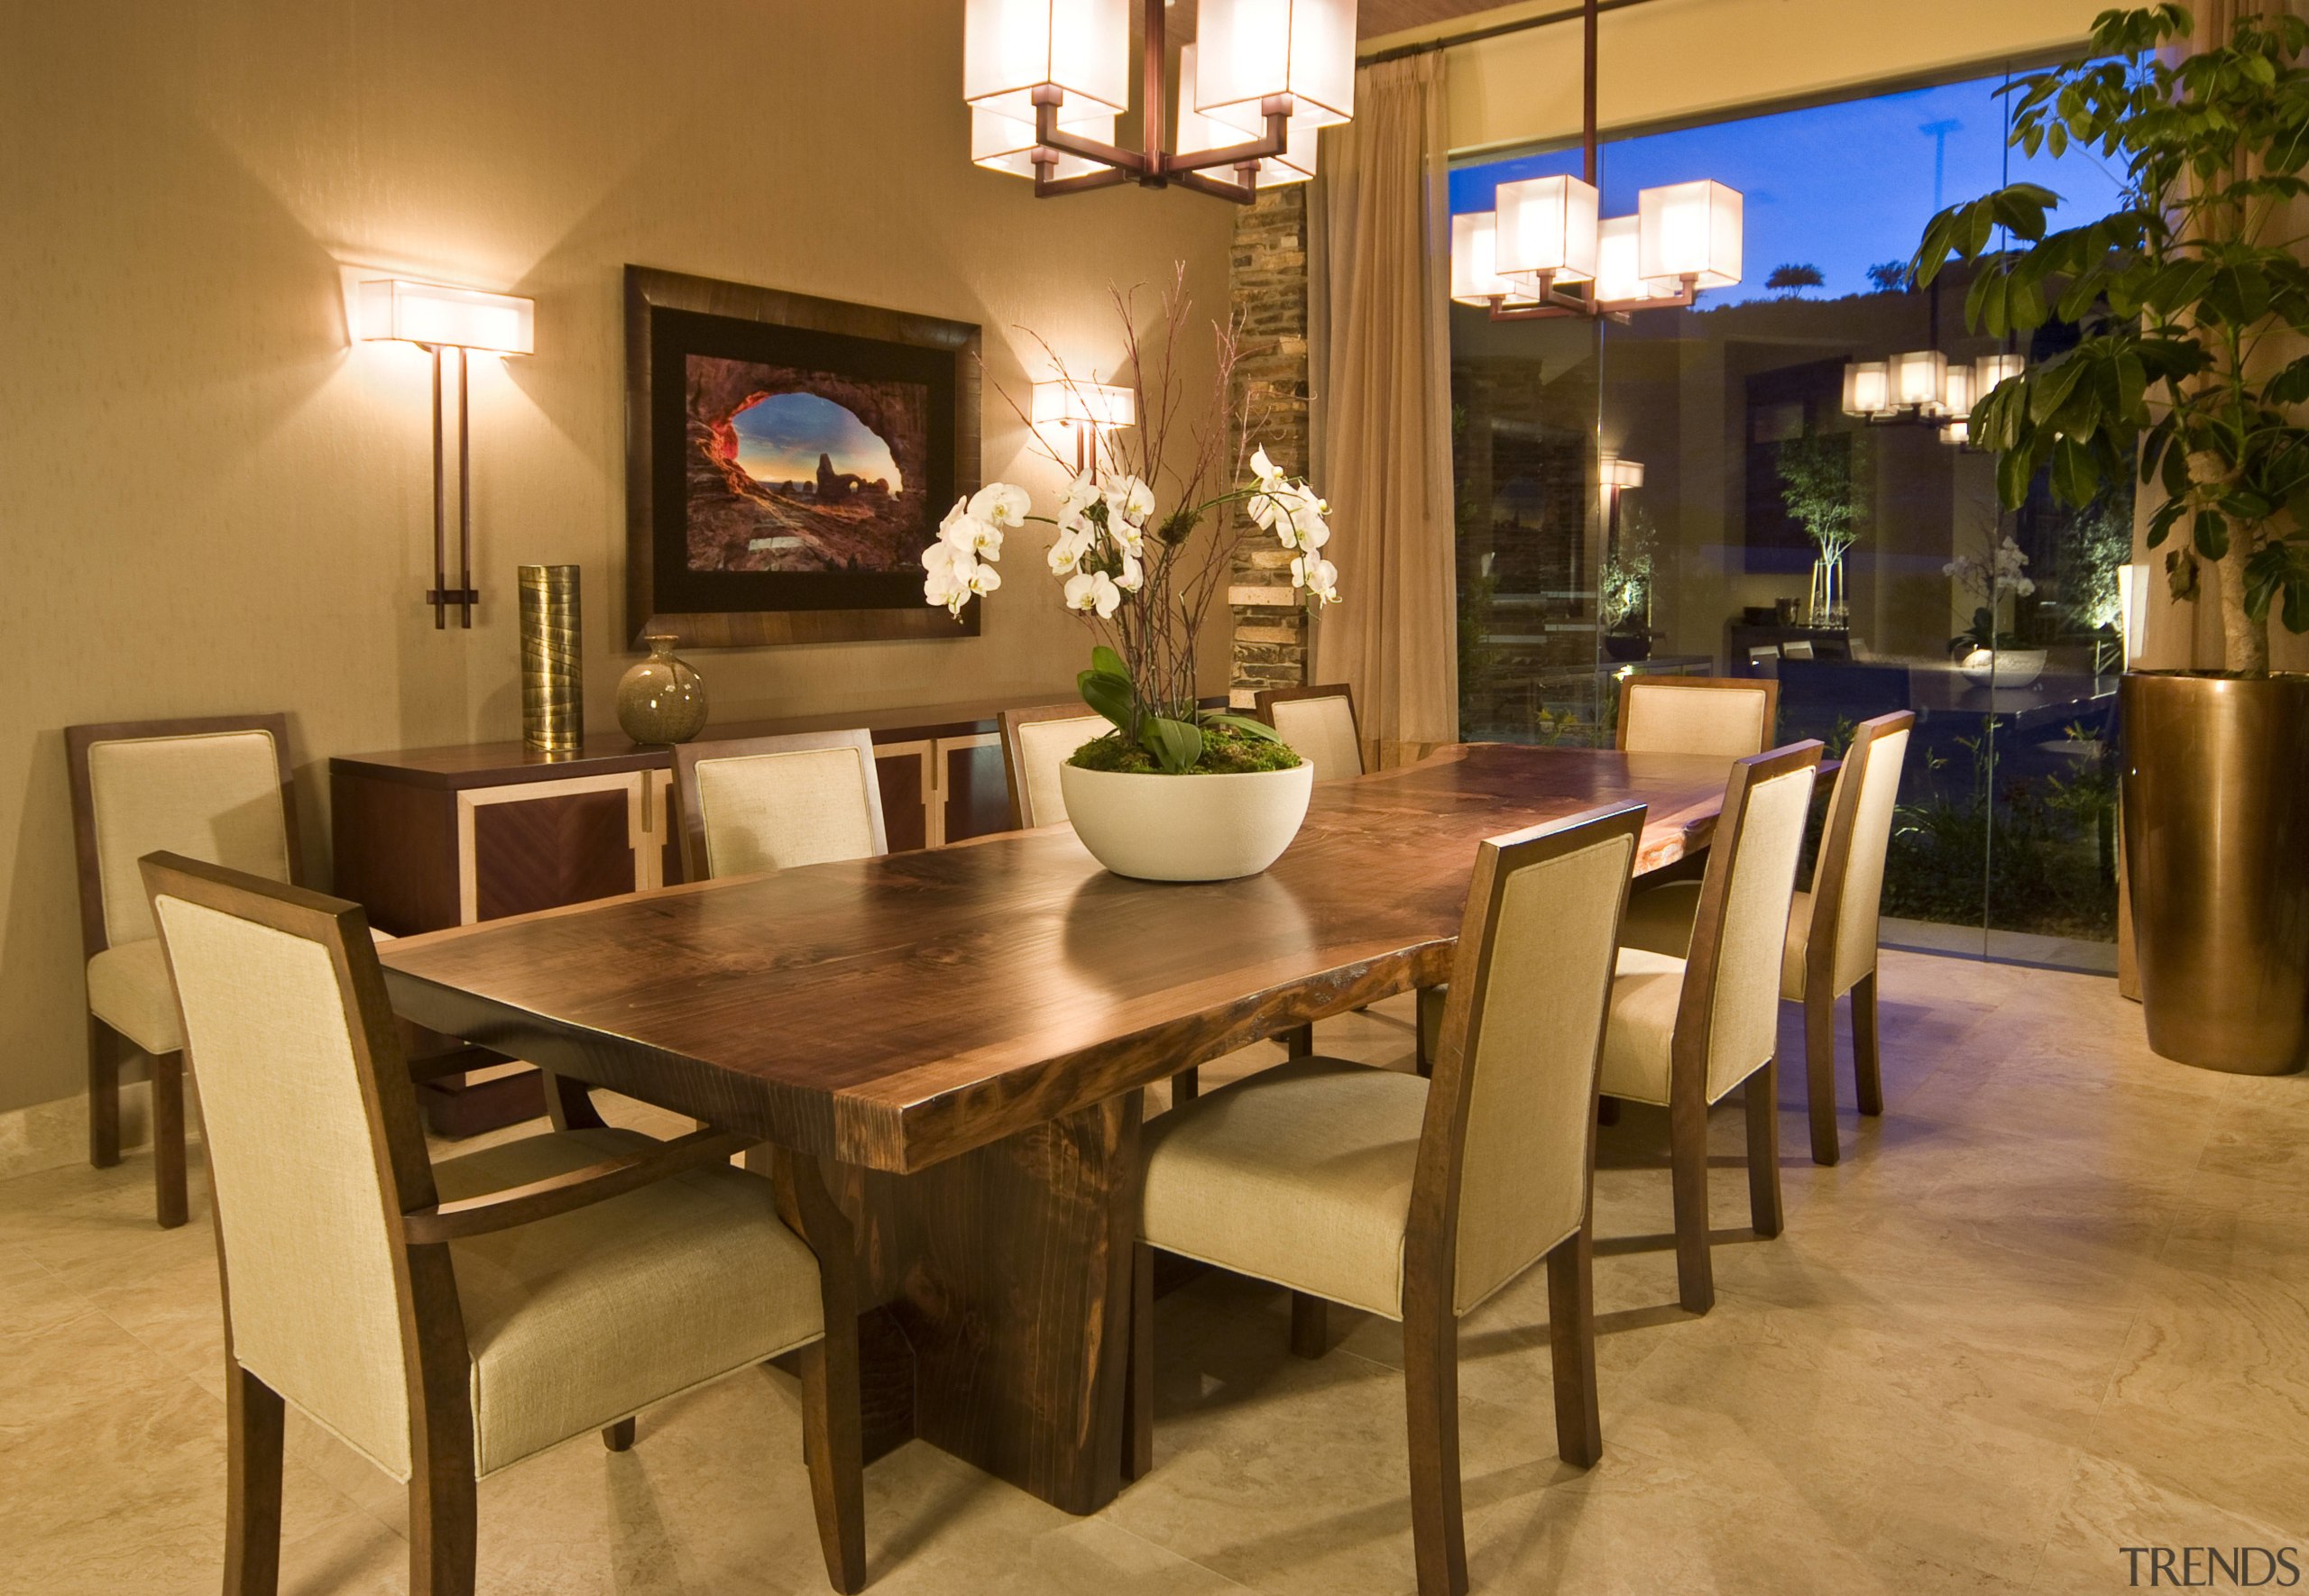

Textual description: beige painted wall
[1414,0,2111,157]
[0,1,1236,1116]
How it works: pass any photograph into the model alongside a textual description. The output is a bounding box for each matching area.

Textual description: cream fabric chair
[142,854,869,1596]
[673,729,888,881]
[1615,675,1780,759]
[1623,711,1912,1166]
[998,703,1111,828]
[1129,803,1645,1596]
[1254,683,1366,782]
[1598,741,1821,1316]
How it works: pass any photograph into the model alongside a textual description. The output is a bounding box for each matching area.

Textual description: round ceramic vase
[615,634,709,745]
[1058,761,1314,883]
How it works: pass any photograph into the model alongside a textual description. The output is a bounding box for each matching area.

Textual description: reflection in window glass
[1449,69,2132,968]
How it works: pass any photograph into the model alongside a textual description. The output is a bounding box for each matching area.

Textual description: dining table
[379,741,1748,1516]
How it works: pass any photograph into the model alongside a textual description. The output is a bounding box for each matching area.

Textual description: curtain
[1311,53,1458,770]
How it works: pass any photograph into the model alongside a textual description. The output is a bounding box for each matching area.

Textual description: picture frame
[623,265,982,647]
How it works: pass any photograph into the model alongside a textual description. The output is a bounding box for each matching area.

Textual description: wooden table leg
[836,1091,1144,1515]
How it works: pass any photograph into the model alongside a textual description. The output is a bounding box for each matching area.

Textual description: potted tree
[1600,505,1657,661]
[926,272,1338,883]
[1776,431,1861,628]
[1911,5,2309,1073]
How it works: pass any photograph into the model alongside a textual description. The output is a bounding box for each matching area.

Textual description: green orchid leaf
[1078,668,1134,734]
[1089,645,1129,683]
[1140,716,1204,775]
[1200,711,1285,745]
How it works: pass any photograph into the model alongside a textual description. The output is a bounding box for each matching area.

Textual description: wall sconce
[359,279,536,628]
[1599,451,1643,547]
[1032,379,1137,472]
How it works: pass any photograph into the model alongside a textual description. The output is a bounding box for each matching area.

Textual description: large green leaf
[1140,716,1205,775]
[1090,645,1128,683]
[1199,710,1286,745]
[1078,668,1134,734]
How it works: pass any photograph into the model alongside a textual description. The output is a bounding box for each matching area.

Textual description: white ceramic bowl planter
[1061,762,1314,882]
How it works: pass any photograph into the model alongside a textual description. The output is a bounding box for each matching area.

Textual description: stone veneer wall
[1226,188,1313,708]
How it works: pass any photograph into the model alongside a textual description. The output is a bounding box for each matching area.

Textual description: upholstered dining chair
[1623,711,1912,1166]
[672,728,888,881]
[998,702,1110,829]
[68,715,302,1227]
[1615,675,1781,760]
[1253,682,1366,782]
[141,854,869,1596]
[1598,740,1820,1316]
[1128,803,1645,1596]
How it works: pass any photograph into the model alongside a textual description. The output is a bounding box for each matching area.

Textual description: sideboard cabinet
[330,693,1054,1131]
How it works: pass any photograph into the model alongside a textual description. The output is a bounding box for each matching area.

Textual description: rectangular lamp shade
[963,0,1129,120]
[1939,362,1976,420]
[1449,212,1537,306]
[1975,352,2025,395]
[359,280,534,354]
[1605,455,1645,490]
[1636,180,1742,290]
[1894,349,1948,411]
[971,104,1118,180]
[1177,44,1316,187]
[1841,360,1892,417]
[1195,0,1356,128]
[1594,215,1681,306]
[1032,380,1136,428]
[1496,174,1600,286]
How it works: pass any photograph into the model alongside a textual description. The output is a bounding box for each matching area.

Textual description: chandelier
[1449,0,1743,321]
[963,0,1355,204]
[1841,351,2025,445]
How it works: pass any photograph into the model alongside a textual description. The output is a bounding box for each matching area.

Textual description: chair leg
[1170,1067,1200,1105]
[1289,1291,1329,1359]
[799,1334,866,1593]
[1667,1086,1715,1316]
[1596,1096,1620,1126]
[1744,1058,1783,1240]
[224,1363,285,1596]
[1802,986,1842,1167]
[1852,970,1885,1116]
[602,1417,635,1452]
[1414,986,1444,1078]
[1403,1302,1468,1596]
[1123,1241,1154,1481]
[1542,1223,1603,1468]
[408,1448,478,1596]
[87,1015,121,1169]
[152,1050,188,1230]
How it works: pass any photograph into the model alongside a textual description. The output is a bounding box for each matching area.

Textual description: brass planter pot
[2120,671,2309,1075]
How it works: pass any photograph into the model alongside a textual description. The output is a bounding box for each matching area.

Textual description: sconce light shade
[1605,455,1645,491]
[962,0,1130,119]
[1893,349,1948,412]
[1177,44,1317,186]
[971,104,1119,180]
[359,280,535,355]
[1032,380,1136,429]
[1975,351,2026,396]
[1195,0,1357,128]
[1449,212,1537,306]
[1939,361,1976,421]
[1636,179,1743,289]
[1594,214,1683,306]
[1495,174,1601,286]
[1841,359,1892,418]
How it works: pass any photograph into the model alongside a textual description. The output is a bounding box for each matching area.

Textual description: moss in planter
[1068,722,1303,775]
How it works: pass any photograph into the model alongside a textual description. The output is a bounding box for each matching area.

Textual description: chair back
[1679,741,1823,1101]
[999,704,1110,828]
[141,854,440,1481]
[1809,712,1914,997]
[1416,803,1645,1316]
[1615,677,1780,760]
[672,729,887,880]
[66,716,297,956]
[1255,683,1365,781]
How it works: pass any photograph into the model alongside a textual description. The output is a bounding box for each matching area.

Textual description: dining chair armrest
[400,1126,754,1244]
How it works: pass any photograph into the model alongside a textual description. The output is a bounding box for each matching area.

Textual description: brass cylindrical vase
[2120,671,2309,1074]
[519,564,583,754]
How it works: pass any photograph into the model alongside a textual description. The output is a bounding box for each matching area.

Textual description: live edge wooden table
[378,743,1736,1516]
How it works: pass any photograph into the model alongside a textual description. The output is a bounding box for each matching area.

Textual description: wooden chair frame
[1127,803,1646,1596]
[671,728,888,885]
[997,702,1110,830]
[1251,681,1366,776]
[1794,711,1912,1166]
[1614,675,1781,755]
[1651,739,1823,1315]
[66,714,298,1228]
[141,854,868,1596]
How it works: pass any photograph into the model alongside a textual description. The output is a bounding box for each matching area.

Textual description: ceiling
[1355,0,1529,38]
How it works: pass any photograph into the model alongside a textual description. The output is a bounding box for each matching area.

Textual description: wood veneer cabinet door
[458,774,655,923]
[941,734,1010,844]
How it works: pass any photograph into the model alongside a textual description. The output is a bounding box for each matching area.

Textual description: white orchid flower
[1047,527,1093,575]
[1060,471,1099,514]
[1250,446,1285,491]
[1064,570,1122,619]
[962,559,1000,598]
[1292,554,1339,604]
[1106,475,1155,526]
[970,482,1031,529]
[1115,518,1145,556]
[1115,549,1145,592]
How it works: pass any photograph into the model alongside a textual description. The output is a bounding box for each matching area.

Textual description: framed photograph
[624,266,982,647]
